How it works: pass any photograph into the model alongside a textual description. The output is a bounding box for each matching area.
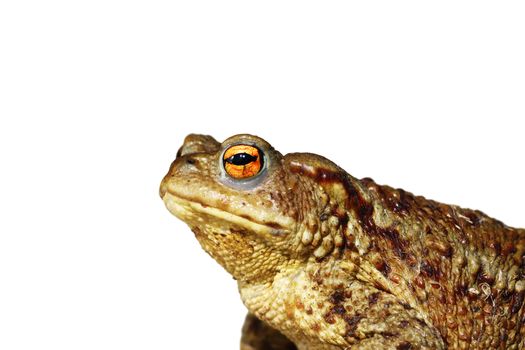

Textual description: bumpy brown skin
[160,134,525,350]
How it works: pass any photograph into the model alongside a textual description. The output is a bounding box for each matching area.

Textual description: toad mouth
[162,191,290,236]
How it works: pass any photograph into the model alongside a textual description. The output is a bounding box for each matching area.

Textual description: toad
[160,134,525,349]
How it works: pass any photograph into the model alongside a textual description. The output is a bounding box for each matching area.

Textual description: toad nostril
[186,158,196,165]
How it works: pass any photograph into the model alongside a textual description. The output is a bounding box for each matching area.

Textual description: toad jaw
[162,191,293,237]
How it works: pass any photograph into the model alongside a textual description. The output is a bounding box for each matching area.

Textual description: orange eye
[223,145,263,179]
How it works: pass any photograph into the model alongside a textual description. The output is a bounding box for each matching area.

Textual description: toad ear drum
[223,145,263,179]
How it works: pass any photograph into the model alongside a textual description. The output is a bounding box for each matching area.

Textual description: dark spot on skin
[399,320,409,327]
[501,289,512,301]
[476,270,495,285]
[324,312,336,324]
[415,318,427,328]
[344,236,357,252]
[306,307,313,315]
[375,259,391,277]
[397,342,413,350]
[456,284,468,297]
[414,276,425,289]
[336,211,349,227]
[442,246,453,258]
[325,289,348,321]
[420,260,435,279]
[465,211,481,227]
[368,292,380,305]
[332,304,346,315]
[324,304,347,324]
[510,291,524,315]
[502,242,517,256]
[320,213,329,221]
[420,260,442,281]
[330,290,346,304]
[406,254,418,267]
[356,202,374,229]
[400,302,412,310]
[344,314,363,337]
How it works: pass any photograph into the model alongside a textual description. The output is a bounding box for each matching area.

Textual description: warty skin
[160,134,525,350]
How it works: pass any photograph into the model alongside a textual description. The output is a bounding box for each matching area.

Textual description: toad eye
[223,145,263,179]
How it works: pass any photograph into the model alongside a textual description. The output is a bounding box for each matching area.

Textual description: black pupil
[226,152,258,166]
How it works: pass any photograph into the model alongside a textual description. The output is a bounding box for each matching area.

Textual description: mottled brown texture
[160,134,525,350]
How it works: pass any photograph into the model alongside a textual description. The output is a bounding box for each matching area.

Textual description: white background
[1,1,524,349]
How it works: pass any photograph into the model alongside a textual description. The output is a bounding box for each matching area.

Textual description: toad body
[160,134,525,350]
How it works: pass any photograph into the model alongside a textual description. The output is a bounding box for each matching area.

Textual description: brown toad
[159,134,525,350]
